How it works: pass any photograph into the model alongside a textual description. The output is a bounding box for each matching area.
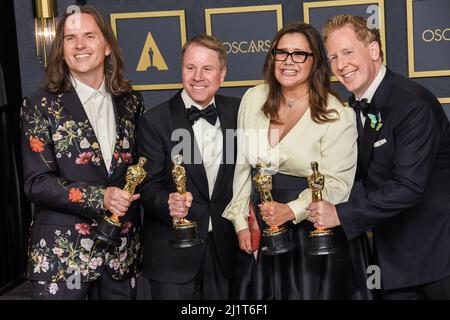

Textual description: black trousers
[149,233,230,300]
[383,275,450,300]
[30,270,137,300]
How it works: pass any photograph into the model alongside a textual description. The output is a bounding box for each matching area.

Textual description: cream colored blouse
[223,84,358,232]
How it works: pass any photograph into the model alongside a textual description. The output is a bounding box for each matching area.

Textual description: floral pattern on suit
[20,89,144,286]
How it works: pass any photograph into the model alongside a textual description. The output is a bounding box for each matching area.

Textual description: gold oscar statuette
[306,161,336,255]
[93,157,148,247]
[253,161,295,255]
[168,154,203,248]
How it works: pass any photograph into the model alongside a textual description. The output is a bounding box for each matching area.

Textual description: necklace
[285,91,309,108]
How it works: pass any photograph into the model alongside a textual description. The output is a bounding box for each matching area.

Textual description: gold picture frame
[205,5,283,87]
[406,0,450,78]
[110,10,187,90]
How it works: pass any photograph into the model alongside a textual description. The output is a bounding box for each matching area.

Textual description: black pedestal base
[169,222,203,248]
[261,227,295,256]
[305,229,336,256]
[92,217,123,247]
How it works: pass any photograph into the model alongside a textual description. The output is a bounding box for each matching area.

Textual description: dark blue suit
[337,69,450,292]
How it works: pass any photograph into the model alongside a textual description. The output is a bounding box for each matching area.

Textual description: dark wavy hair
[262,22,338,123]
[43,5,131,95]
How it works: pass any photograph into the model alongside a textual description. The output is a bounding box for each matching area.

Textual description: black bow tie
[187,104,218,125]
[349,98,370,117]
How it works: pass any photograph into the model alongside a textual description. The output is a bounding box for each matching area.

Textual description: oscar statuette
[254,162,295,255]
[305,161,336,255]
[93,157,147,247]
[168,154,203,248]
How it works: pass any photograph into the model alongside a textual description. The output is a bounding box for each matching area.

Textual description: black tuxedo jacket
[337,69,450,290]
[137,92,240,283]
[20,88,144,283]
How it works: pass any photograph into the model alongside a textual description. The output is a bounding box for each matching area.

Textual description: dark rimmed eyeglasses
[272,48,314,63]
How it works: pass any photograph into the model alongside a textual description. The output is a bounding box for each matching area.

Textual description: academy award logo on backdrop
[136,32,168,72]
[111,10,186,90]
[205,5,283,87]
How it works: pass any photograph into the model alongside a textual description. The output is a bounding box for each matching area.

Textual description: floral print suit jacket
[20,88,144,291]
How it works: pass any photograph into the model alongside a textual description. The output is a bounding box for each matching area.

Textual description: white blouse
[223,84,358,232]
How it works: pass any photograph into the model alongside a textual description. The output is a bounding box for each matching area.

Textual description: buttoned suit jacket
[137,92,240,283]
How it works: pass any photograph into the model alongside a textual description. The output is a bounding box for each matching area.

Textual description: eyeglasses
[272,49,314,63]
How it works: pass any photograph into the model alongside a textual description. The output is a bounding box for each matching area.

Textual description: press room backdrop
[14,0,450,117]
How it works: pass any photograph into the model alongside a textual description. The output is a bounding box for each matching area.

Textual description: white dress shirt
[71,76,116,172]
[181,89,223,232]
[357,64,386,126]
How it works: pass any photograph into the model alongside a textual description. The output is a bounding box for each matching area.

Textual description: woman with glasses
[223,23,373,299]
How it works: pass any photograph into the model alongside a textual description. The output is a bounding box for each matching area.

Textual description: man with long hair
[20,5,144,299]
